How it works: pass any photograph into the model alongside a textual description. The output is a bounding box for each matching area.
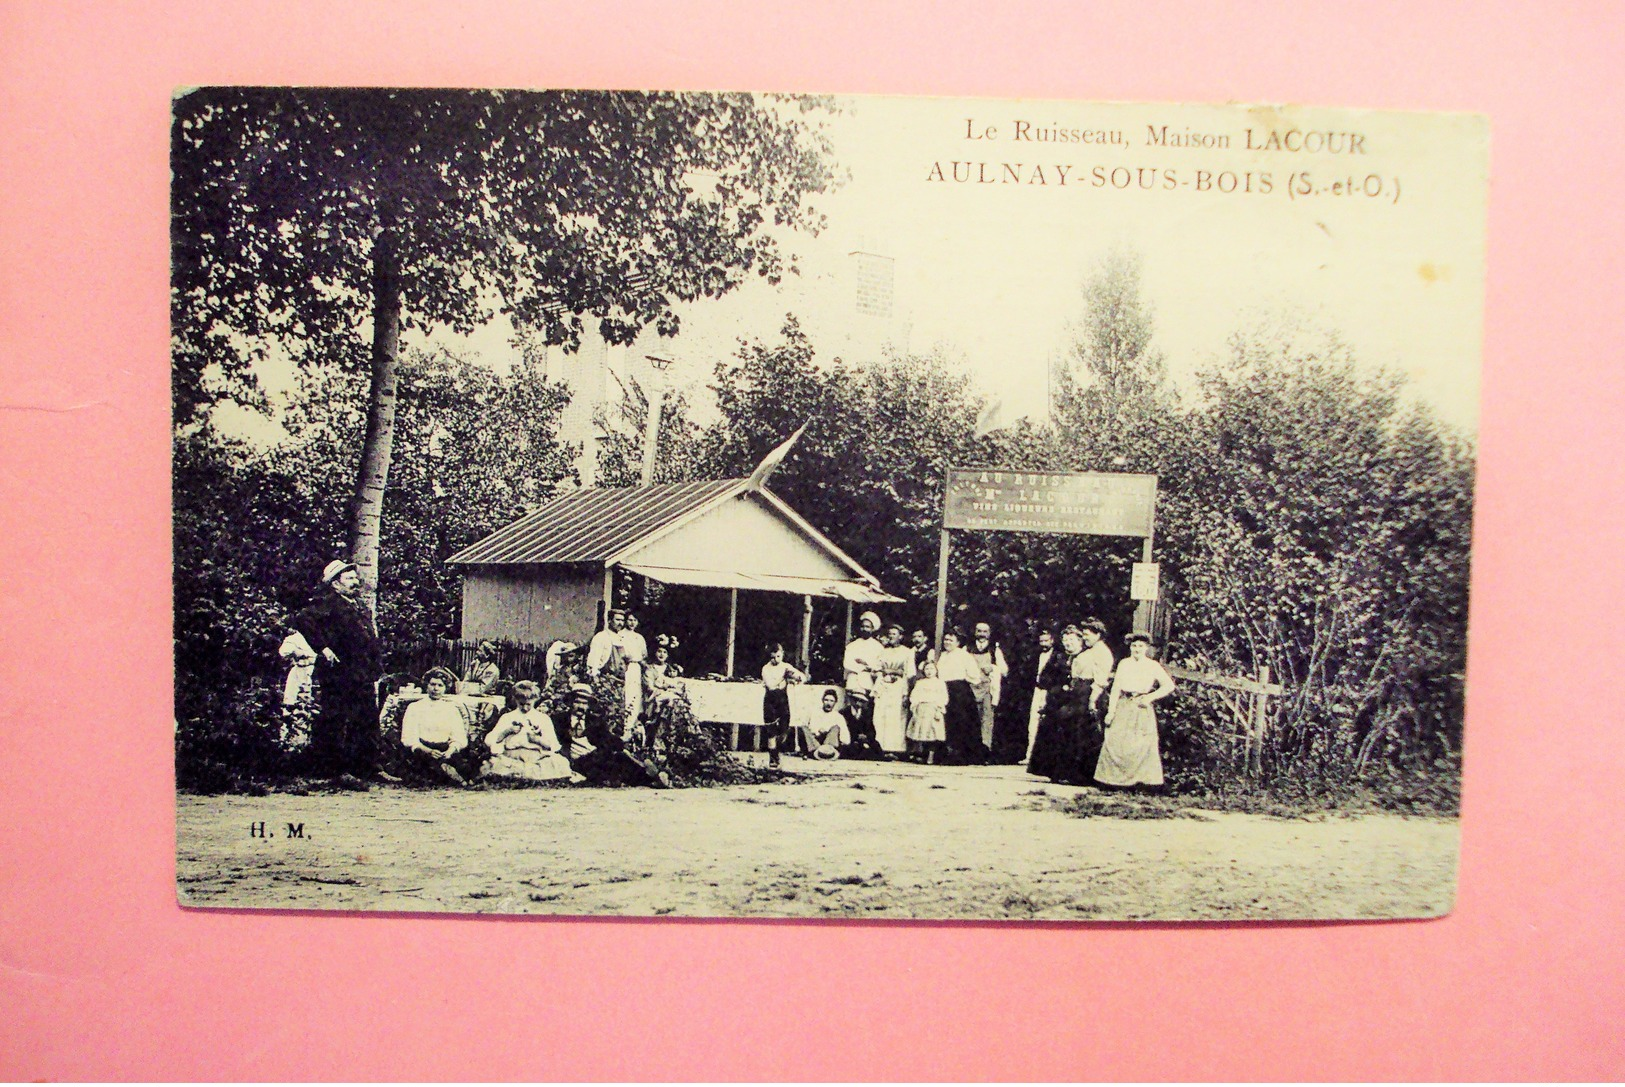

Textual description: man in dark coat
[289,560,385,782]
[994,627,1068,763]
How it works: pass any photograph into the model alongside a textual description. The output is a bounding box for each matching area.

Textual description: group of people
[583,608,686,734]
[761,609,1176,789]
[279,560,591,788]
[805,612,1014,766]
[395,666,582,786]
[1025,622,1176,788]
[280,557,1174,792]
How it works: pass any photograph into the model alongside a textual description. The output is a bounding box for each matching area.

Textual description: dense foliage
[663,260,1472,806]
[173,349,577,788]
[173,87,839,607]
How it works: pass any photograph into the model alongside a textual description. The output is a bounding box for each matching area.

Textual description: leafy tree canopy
[171,86,840,421]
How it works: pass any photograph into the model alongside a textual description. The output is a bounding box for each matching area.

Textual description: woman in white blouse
[398,666,474,785]
[1094,632,1176,788]
[935,629,989,764]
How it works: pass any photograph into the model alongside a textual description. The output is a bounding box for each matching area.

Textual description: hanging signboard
[943,468,1157,538]
[1131,562,1161,601]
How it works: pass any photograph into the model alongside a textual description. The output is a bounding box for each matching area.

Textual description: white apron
[1094,698,1164,786]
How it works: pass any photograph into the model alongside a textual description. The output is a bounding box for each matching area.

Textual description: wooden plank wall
[460,564,600,646]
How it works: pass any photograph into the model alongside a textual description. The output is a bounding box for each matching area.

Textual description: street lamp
[640,352,675,486]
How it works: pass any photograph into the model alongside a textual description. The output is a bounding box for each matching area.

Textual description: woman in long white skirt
[871,625,915,755]
[1094,632,1176,787]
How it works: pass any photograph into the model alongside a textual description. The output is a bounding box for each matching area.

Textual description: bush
[175,678,286,794]
[542,664,781,788]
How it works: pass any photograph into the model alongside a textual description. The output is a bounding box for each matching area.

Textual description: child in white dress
[485,680,582,783]
[906,660,948,764]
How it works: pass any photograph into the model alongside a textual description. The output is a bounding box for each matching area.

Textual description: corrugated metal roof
[447,478,746,565]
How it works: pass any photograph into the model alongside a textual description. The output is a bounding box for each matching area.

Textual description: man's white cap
[322,559,358,584]
[859,610,881,629]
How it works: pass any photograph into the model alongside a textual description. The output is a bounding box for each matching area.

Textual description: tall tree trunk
[348,227,402,619]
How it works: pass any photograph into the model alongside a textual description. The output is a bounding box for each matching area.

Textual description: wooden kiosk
[448,476,899,735]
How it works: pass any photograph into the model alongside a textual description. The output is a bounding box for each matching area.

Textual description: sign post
[936,468,1160,648]
[933,528,953,652]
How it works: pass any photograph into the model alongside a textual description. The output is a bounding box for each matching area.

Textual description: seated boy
[803,689,850,759]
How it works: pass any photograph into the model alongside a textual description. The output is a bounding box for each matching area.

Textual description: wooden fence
[1164,662,1283,776]
[384,638,562,686]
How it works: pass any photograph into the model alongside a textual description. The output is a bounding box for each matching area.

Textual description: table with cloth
[680,679,845,751]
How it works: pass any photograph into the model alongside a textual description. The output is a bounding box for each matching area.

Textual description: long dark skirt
[391,740,483,785]
[763,687,797,754]
[1028,683,1098,784]
[942,680,988,764]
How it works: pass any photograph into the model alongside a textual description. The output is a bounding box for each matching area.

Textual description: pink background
[2,1,1622,1079]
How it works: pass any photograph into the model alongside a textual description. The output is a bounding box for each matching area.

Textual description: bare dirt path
[176,759,1458,921]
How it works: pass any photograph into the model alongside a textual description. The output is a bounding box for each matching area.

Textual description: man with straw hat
[288,559,385,785]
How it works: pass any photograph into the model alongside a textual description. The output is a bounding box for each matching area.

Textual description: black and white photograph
[172,88,1485,920]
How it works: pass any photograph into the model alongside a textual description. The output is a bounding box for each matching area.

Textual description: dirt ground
[176,758,1458,921]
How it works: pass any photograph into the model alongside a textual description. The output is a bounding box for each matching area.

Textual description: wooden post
[844,600,853,646]
[933,528,952,650]
[1250,664,1271,776]
[726,588,739,678]
[799,594,813,672]
[1132,533,1154,635]
[601,564,615,629]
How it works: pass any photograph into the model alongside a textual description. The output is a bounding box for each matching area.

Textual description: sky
[248,94,1488,438]
[768,95,1486,430]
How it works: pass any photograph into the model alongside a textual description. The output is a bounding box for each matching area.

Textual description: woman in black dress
[936,628,988,765]
[1027,625,1088,783]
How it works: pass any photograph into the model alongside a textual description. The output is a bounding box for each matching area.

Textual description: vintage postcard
[173,89,1485,920]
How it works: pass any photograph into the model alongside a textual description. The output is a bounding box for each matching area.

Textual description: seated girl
[398,666,479,785]
[484,680,582,783]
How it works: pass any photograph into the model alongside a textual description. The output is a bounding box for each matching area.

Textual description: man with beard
[967,622,1009,754]
[289,560,386,785]
[586,609,628,678]
[1020,628,1069,764]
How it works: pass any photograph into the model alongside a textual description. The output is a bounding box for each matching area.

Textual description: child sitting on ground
[484,680,582,783]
